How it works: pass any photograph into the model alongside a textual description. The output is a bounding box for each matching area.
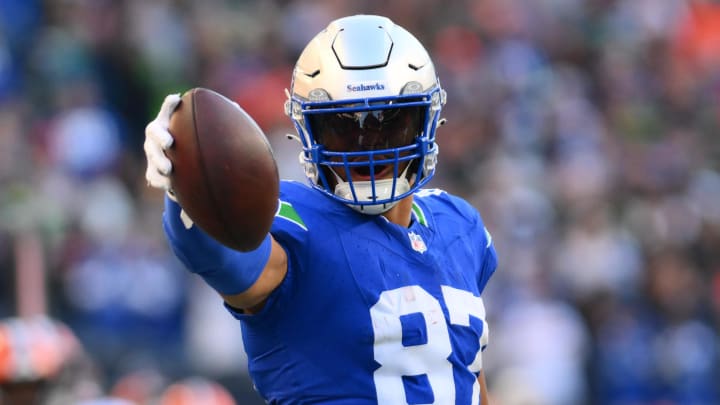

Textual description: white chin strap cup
[332,165,413,215]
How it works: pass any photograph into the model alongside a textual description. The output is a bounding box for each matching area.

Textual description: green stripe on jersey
[277,200,307,231]
[411,201,427,227]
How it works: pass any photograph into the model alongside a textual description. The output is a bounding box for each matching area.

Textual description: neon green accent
[277,201,307,231]
[411,202,427,227]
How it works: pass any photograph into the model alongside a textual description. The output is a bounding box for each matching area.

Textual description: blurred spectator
[76,397,138,405]
[45,107,121,180]
[159,377,236,405]
[109,367,167,405]
[0,315,102,405]
[487,292,591,405]
[59,198,189,382]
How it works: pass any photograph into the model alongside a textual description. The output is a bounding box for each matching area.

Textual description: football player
[145,14,498,404]
[0,316,102,405]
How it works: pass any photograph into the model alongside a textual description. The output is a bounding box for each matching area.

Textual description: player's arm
[478,370,489,404]
[146,94,288,311]
[162,196,288,310]
[220,237,287,312]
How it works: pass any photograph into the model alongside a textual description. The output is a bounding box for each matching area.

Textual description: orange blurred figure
[159,377,236,405]
[672,0,720,75]
[0,316,101,405]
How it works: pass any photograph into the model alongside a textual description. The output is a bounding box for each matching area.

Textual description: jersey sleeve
[419,189,498,360]
[477,219,497,294]
[467,201,496,355]
[426,189,498,294]
[451,193,498,294]
[162,196,271,295]
[163,196,236,273]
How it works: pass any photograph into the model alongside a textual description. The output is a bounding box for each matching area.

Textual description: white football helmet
[285,15,446,215]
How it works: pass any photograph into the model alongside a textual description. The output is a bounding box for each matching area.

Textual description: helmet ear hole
[298,151,319,183]
[423,147,438,174]
[401,81,424,94]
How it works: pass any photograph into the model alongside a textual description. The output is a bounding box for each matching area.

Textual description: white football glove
[144,93,179,190]
[144,93,193,229]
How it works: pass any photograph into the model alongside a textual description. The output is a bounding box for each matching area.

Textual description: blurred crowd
[0,0,719,404]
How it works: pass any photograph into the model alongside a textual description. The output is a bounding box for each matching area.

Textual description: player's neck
[382,195,413,227]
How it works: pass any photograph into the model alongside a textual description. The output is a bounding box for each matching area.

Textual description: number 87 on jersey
[371,285,488,405]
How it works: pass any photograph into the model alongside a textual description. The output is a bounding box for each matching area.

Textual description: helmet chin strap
[332,164,414,215]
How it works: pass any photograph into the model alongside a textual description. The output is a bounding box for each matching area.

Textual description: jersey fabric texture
[166,180,497,405]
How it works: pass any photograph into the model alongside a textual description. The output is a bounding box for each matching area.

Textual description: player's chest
[320,219,480,296]
[303,222,488,403]
[305,219,485,345]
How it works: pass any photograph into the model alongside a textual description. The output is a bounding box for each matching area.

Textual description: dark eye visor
[307,104,426,152]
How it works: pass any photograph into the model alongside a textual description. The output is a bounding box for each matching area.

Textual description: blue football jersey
[164,180,497,404]
[221,181,498,404]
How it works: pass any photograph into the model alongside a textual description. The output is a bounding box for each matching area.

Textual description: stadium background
[0,0,719,403]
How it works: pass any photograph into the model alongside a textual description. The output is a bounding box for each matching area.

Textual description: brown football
[166,87,279,252]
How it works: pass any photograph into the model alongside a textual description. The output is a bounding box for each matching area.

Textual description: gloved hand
[144,93,179,190]
[144,93,194,229]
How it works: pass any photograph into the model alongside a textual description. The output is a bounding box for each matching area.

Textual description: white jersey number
[370,285,487,405]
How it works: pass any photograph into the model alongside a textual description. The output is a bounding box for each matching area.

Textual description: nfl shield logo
[408,231,427,254]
